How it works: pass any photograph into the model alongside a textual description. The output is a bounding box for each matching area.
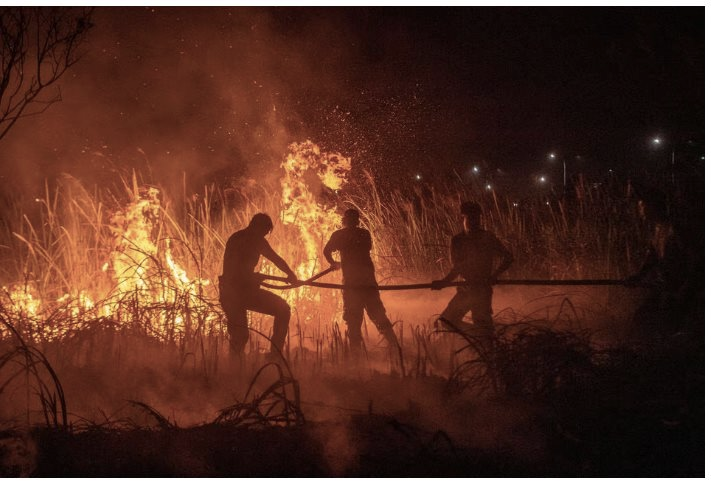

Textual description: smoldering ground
[1,279,703,476]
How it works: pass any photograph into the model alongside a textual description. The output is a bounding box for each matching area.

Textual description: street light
[650,135,675,186]
[548,152,566,189]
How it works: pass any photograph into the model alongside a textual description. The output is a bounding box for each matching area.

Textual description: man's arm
[261,240,299,283]
[491,238,513,280]
[323,233,341,269]
[432,237,459,289]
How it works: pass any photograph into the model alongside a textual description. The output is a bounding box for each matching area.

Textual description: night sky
[1,6,704,194]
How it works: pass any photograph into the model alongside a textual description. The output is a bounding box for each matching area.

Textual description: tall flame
[105,187,216,337]
[280,140,351,277]
[0,140,353,342]
[1,186,220,342]
[109,186,160,294]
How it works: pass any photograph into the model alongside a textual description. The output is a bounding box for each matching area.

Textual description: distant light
[415,174,422,181]
[549,153,556,160]
[652,137,662,145]
[513,202,519,207]
[485,183,492,190]
[539,176,546,183]
[545,201,550,206]
[702,156,705,160]
[472,166,479,174]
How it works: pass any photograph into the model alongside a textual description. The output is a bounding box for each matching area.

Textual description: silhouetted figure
[432,201,513,345]
[324,209,399,356]
[219,213,299,359]
[625,190,694,339]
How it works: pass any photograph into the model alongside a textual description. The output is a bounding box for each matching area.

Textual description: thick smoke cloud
[0,8,365,194]
[0,7,703,195]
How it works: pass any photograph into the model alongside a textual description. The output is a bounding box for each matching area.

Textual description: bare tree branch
[0,7,93,142]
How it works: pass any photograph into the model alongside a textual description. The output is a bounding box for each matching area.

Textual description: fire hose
[259,268,625,290]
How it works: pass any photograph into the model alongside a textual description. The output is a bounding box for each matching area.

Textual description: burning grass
[0,143,644,348]
[0,141,703,476]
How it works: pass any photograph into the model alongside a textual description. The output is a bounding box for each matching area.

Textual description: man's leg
[221,299,249,355]
[364,289,404,373]
[343,289,365,354]
[219,281,250,356]
[468,286,495,353]
[363,289,398,346]
[438,289,473,333]
[246,289,291,355]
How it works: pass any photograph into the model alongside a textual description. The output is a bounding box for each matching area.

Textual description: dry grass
[0,165,653,428]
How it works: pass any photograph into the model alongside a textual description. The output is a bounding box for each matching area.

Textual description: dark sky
[1,6,704,193]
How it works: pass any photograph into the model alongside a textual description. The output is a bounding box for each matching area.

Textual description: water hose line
[260,273,625,291]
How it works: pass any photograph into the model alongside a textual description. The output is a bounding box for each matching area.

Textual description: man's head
[342,208,360,228]
[460,201,482,231]
[248,212,274,236]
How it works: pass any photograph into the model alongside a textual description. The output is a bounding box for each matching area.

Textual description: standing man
[625,189,694,339]
[432,201,513,344]
[324,209,400,355]
[219,213,299,359]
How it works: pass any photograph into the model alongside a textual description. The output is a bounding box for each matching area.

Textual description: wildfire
[105,186,217,338]
[0,140,352,343]
[280,140,351,278]
[109,186,161,293]
[1,185,220,342]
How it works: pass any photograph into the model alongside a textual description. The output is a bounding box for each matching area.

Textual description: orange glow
[277,140,351,322]
[0,140,352,343]
[1,185,221,342]
[280,140,351,278]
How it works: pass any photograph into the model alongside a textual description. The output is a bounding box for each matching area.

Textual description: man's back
[324,226,376,284]
[222,228,267,283]
[451,228,508,282]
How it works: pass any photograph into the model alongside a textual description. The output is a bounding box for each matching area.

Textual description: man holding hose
[219,213,300,360]
[324,208,400,358]
[432,201,513,345]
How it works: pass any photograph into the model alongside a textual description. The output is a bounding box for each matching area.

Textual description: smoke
[0,7,364,195]
[0,7,497,198]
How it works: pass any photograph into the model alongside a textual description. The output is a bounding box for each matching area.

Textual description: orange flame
[2,186,221,342]
[1,140,352,342]
[280,140,351,278]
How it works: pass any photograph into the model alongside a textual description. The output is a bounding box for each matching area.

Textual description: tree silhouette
[0,7,94,142]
